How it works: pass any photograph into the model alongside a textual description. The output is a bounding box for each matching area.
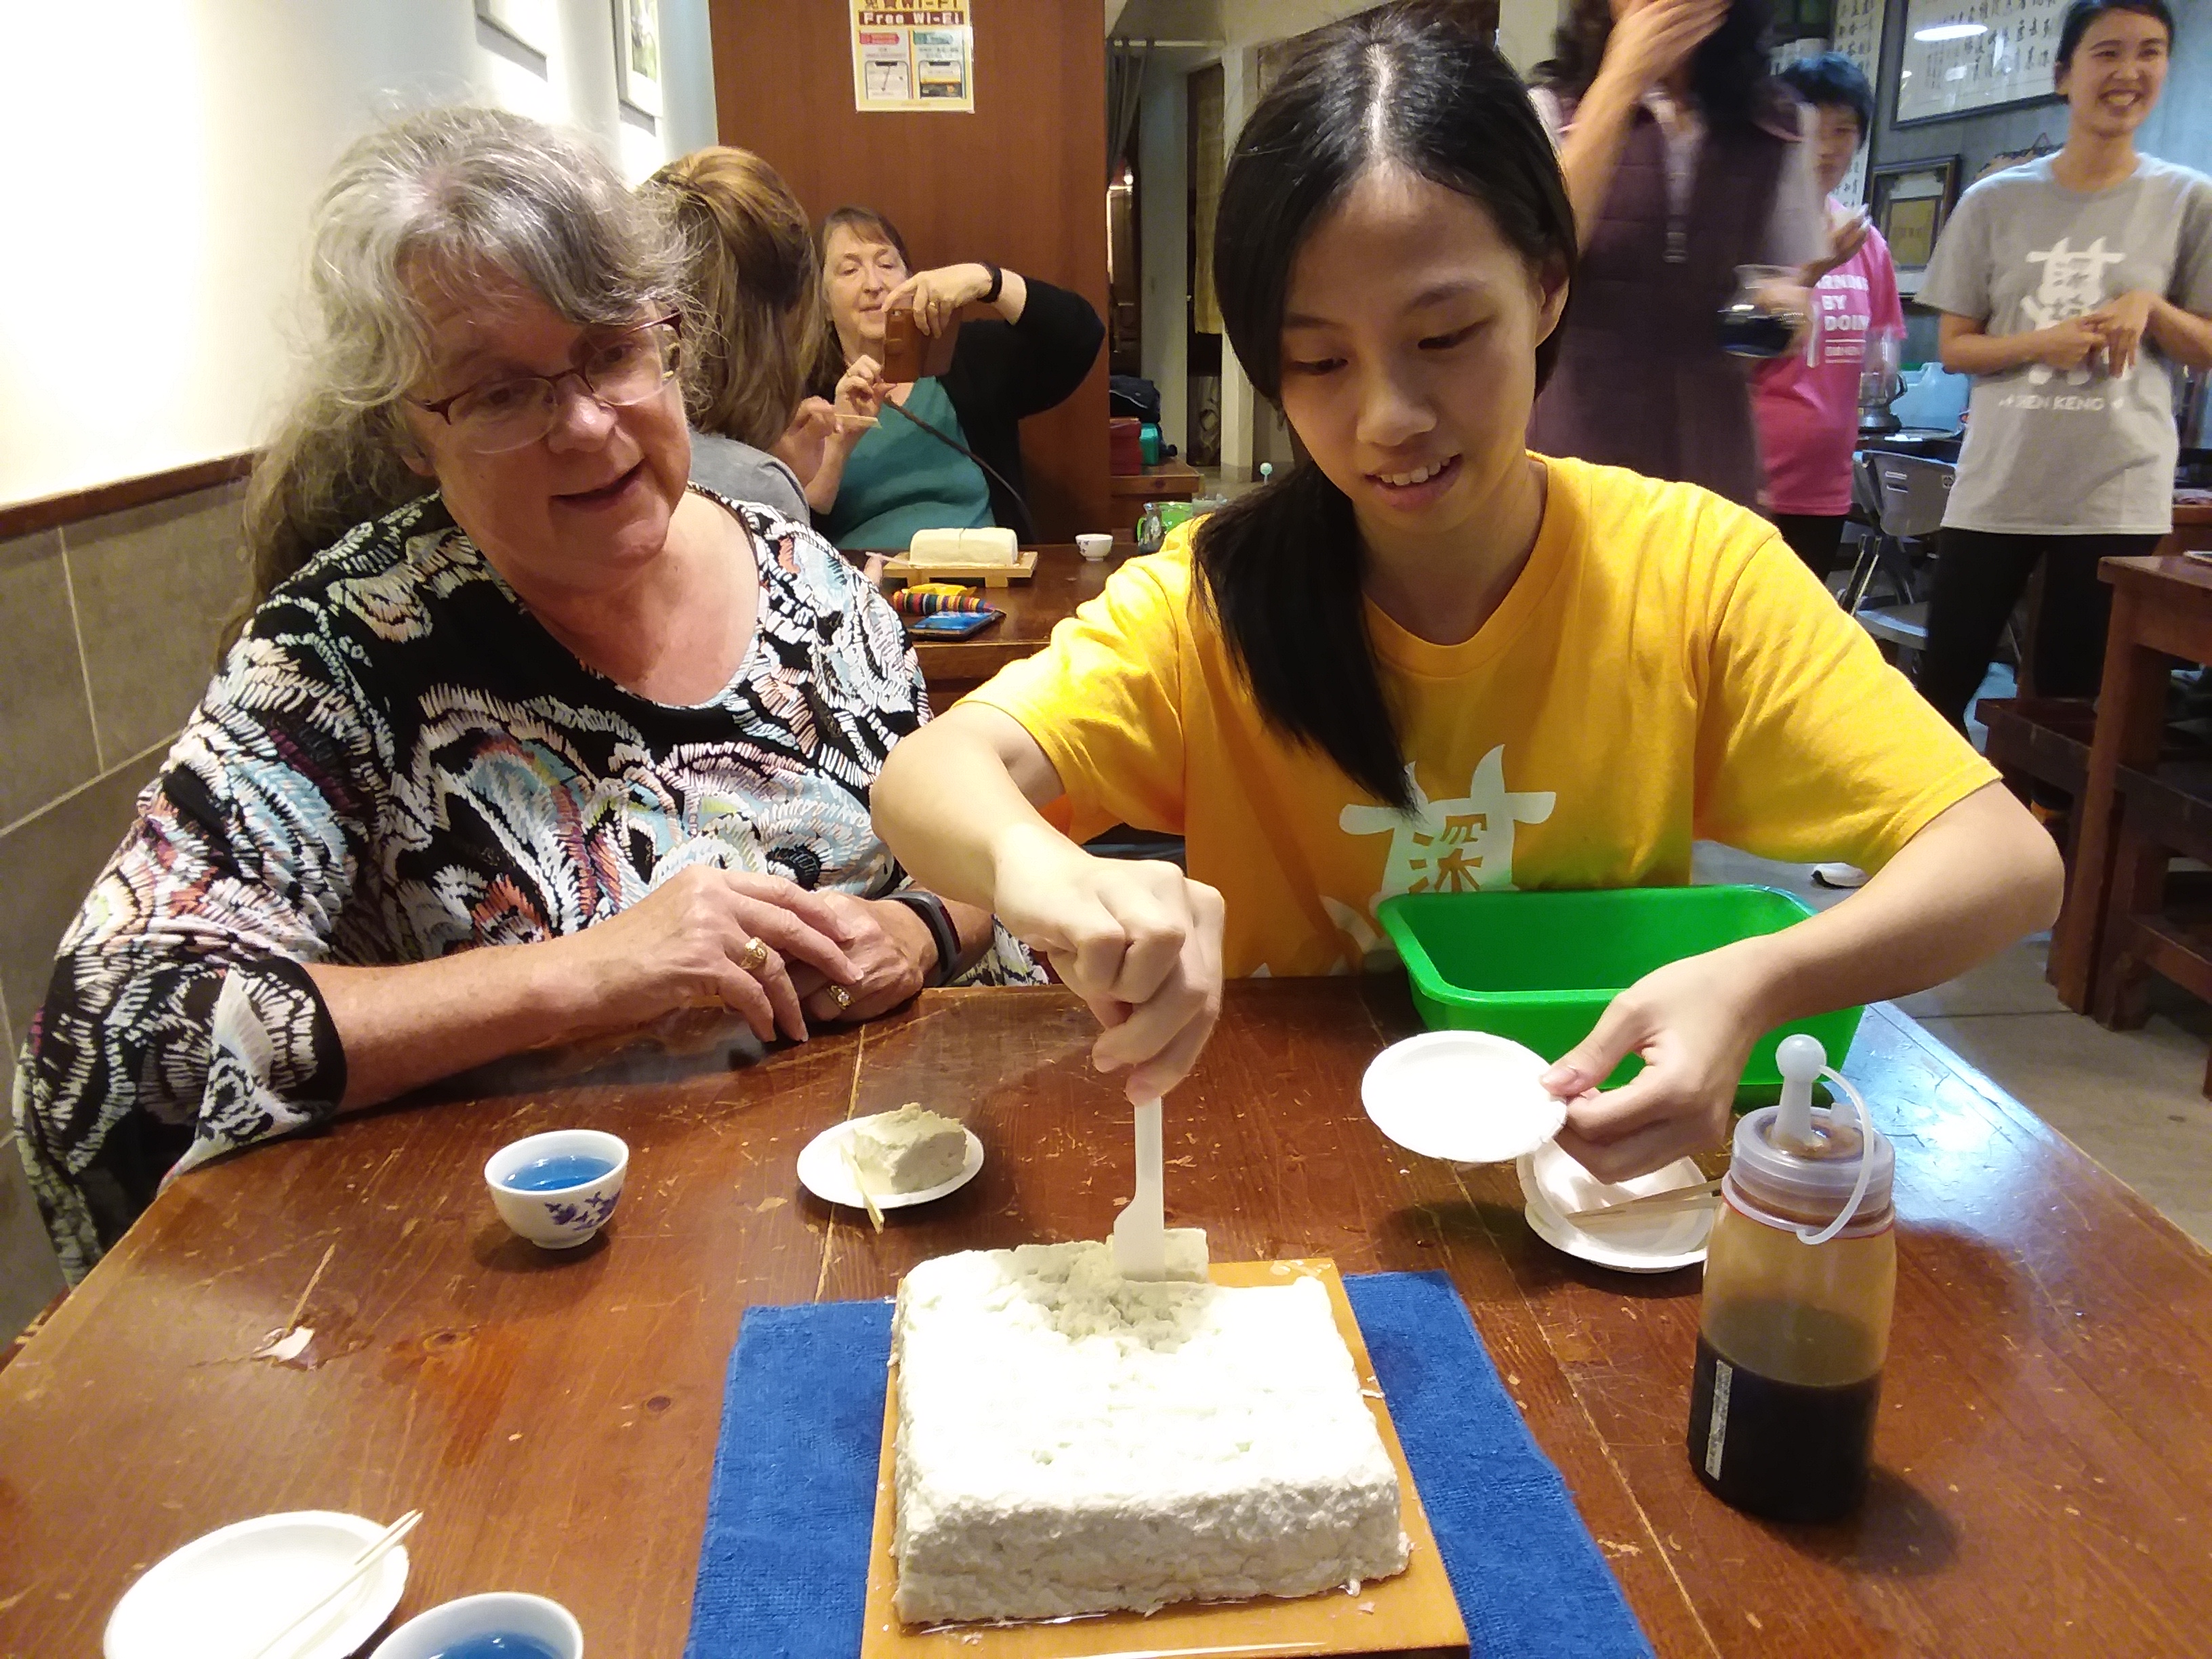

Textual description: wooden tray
[859,1258,1469,1659]
[878,548,1039,588]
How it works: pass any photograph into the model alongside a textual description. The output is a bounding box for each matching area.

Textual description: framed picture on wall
[1896,0,2066,125]
[1870,157,1961,295]
[476,0,556,57]
[613,0,663,119]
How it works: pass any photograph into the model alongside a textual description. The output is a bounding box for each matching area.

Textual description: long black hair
[1192,1,1578,812]
[1538,0,1779,131]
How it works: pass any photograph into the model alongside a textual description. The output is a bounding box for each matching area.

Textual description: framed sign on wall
[1870,157,1961,293]
[851,3,976,113]
[1896,0,2066,125]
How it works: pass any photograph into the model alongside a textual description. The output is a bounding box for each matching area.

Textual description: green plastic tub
[1375,885,1862,1099]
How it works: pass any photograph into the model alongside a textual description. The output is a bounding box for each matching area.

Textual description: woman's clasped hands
[2079,289,2158,377]
[557,867,938,1047]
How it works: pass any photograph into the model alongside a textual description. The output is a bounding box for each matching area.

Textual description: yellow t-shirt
[970,455,1997,978]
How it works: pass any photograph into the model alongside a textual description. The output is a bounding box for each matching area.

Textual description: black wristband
[981,262,1003,306]
[886,889,962,987]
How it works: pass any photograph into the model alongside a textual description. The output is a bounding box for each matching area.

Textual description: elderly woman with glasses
[12,108,1028,1279]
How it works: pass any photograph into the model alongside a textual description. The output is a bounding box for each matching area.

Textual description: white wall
[1496,0,1561,75]
[1218,0,1368,48]
[2139,13,2212,177]
[0,0,718,511]
[1216,43,1259,479]
[1136,54,1189,458]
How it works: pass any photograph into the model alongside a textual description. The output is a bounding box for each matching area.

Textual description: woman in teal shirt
[808,207,1103,551]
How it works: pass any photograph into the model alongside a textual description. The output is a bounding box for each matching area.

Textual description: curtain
[1190,62,1223,336]
[1107,41,1150,180]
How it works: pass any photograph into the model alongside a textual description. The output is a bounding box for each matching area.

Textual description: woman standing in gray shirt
[1916,0,2212,732]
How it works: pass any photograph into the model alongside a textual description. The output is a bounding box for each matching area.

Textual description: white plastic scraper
[1111,1095,1168,1279]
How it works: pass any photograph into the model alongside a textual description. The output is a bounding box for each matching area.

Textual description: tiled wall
[0,480,248,1333]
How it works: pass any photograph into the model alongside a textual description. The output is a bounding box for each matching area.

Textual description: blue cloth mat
[684,1270,1654,1659]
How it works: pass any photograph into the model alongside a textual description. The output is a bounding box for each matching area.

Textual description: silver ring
[738,937,771,974]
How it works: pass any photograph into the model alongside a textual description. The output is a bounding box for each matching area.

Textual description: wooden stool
[1978,696,2093,877]
[2097,758,2212,1093]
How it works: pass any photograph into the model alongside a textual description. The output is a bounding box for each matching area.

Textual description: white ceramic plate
[796,1120,985,1211]
[1361,1029,1566,1164]
[105,1510,408,1659]
[1516,1141,1713,1273]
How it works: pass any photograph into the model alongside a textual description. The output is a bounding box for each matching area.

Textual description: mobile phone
[904,607,1004,638]
[882,306,961,383]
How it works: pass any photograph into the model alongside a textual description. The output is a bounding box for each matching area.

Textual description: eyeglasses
[411,313,684,454]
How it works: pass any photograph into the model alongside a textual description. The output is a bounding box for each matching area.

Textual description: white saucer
[796,1119,985,1211]
[105,1510,409,1659]
[1361,1029,1566,1164]
[1516,1141,1713,1273]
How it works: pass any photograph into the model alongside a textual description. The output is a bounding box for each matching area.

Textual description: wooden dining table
[4,979,2211,1658]
[2049,551,2212,1011]
[899,542,1124,703]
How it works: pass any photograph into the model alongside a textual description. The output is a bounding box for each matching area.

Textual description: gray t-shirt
[1920,155,2212,535]
[689,431,810,525]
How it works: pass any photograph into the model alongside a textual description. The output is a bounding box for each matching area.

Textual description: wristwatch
[885,888,961,986]
[980,262,1004,306]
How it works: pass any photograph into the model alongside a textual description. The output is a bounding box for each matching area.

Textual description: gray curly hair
[239,106,687,617]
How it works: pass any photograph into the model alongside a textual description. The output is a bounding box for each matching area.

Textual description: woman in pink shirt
[1752,53,1903,580]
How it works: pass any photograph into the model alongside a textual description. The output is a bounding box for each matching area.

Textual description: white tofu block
[890,1240,1410,1624]
[907,528,969,561]
[851,1105,968,1193]
[907,527,1019,564]
[957,527,1019,563]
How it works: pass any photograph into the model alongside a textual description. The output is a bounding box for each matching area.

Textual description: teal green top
[823,377,994,552]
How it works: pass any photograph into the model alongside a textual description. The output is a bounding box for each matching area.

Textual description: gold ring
[739,937,771,974]
[827,984,853,1010]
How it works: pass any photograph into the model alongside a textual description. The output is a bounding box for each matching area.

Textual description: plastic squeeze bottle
[1686,1035,1896,1521]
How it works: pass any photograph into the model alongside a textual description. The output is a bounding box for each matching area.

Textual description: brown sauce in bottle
[1686,1303,1881,1523]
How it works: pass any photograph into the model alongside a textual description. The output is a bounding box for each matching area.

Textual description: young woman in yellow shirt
[872,3,2060,1183]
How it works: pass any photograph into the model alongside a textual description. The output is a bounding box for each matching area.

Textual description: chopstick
[245,1508,421,1659]
[842,1139,885,1233]
[1561,1178,1723,1225]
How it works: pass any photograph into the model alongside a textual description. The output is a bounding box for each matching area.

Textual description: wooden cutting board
[858,1258,1469,1658]
[878,548,1039,588]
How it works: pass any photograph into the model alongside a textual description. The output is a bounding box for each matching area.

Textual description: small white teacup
[371,1591,583,1659]
[485,1130,629,1250]
[1076,533,1113,561]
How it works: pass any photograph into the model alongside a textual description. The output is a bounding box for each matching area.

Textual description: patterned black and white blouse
[11,489,1033,1279]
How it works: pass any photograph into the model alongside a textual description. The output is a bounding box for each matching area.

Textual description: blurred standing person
[644,146,830,525]
[1750,52,1904,582]
[1916,0,2212,733]
[1530,0,1828,504]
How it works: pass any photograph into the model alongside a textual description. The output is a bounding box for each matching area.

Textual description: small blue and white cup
[484,1130,629,1249]
[370,1591,583,1659]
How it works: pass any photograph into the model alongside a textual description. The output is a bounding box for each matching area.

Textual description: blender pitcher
[1717,265,1805,360]
[1859,324,1906,437]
